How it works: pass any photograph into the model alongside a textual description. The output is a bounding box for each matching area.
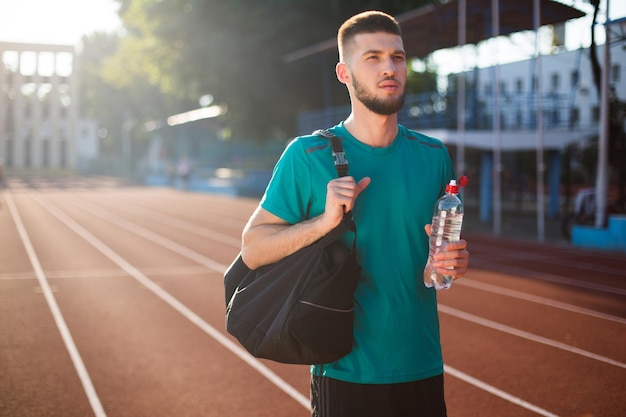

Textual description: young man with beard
[241,10,469,417]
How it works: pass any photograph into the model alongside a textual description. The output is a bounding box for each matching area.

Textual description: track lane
[441,313,624,417]
[26,189,312,416]
[2,182,624,417]
[438,283,625,362]
[3,190,106,417]
[4,187,310,417]
[468,236,626,290]
[62,186,624,416]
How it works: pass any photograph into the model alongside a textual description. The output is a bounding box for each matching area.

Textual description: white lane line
[0,266,213,281]
[74,196,242,247]
[77,192,248,231]
[444,365,560,417]
[455,279,626,325]
[5,191,107,417]
[51,194,228,274]
[30,193,311,410]
[0,271,42,280]
[469,240,626,274]
[470,260,626,296]
[439,304,626,369]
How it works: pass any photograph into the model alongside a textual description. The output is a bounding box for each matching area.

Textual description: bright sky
[0,0,624,74]
[0,0,122,46]
[429,0,626,75]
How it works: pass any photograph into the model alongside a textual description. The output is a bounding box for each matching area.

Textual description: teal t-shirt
[260,122,455,384]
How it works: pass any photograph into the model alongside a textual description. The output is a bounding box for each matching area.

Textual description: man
[241,10,469,417]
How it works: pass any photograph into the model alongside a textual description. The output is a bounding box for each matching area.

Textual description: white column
[595,7,611,228]
[0,49,6,162]
[50,52,60,168]
[534,0,546,242]
[491,0,502,236]
[32,52,43,167]
[456,0,466,177]
[67,51,77,169]
[14,52,24,167]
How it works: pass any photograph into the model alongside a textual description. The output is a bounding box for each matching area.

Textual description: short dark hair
[338,11,402,61]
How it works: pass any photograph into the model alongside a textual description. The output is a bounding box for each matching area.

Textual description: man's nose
[382,58,397,76]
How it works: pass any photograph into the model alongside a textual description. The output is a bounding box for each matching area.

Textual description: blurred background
[0,0,625,248]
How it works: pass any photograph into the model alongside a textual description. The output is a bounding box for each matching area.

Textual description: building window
[570,107,579,127]
[550,109,560,126]
[5,139,13,167]
[551,73,560,91]
[42,139,50,167]
[60,140,67,167]
[571,70,579,87]
[515,78,523,93]
[6,106,15,131]
[612,64,621,83]
[592,106,600,123]
[24,138,31,167]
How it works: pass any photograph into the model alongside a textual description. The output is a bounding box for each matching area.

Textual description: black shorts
[310,373,447,417]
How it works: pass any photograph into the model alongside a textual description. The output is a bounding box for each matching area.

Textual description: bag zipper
[298,300,353,313]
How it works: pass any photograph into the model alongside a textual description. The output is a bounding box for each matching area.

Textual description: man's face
[343,32,407,115]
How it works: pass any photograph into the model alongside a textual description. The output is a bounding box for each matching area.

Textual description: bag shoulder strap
[317,211,357,250]
[312,129,348,178]
[312,129,357,251]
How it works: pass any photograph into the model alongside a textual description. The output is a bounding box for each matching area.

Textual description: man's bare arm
[241,176,371,270]
[241,207,334,269]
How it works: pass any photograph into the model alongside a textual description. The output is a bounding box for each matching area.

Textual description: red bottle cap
[446,180,458,194]
[446,176,468,194]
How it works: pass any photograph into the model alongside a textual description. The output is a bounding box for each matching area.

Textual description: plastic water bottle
[424,176,468,290]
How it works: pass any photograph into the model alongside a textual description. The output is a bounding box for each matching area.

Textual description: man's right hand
[322,176,371,230]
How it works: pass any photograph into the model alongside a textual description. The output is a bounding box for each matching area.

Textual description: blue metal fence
[297,90,592,135]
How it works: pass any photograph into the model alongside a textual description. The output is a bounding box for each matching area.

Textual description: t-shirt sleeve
[259,139,312,224]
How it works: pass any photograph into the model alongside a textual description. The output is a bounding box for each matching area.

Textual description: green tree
[78,30,187,174]
[100,0,431,141]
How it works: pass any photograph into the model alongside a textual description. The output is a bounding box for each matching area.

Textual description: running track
[1,178,624,417]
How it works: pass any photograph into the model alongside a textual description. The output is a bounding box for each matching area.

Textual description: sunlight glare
[0,0,121,46]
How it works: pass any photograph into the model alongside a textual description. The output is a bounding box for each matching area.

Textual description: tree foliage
[80,0,433,144]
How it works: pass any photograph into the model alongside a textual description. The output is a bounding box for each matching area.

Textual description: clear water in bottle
[424,211,463,290]
[423,177,467,290]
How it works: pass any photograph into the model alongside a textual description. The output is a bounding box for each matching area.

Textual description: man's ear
[336,62,350,85]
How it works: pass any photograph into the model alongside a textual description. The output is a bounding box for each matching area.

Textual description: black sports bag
[224,130,361,365]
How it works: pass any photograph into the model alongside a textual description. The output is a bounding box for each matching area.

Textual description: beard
[352,75,405,115]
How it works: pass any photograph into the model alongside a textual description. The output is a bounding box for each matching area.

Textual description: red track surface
[1,179,624,417]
